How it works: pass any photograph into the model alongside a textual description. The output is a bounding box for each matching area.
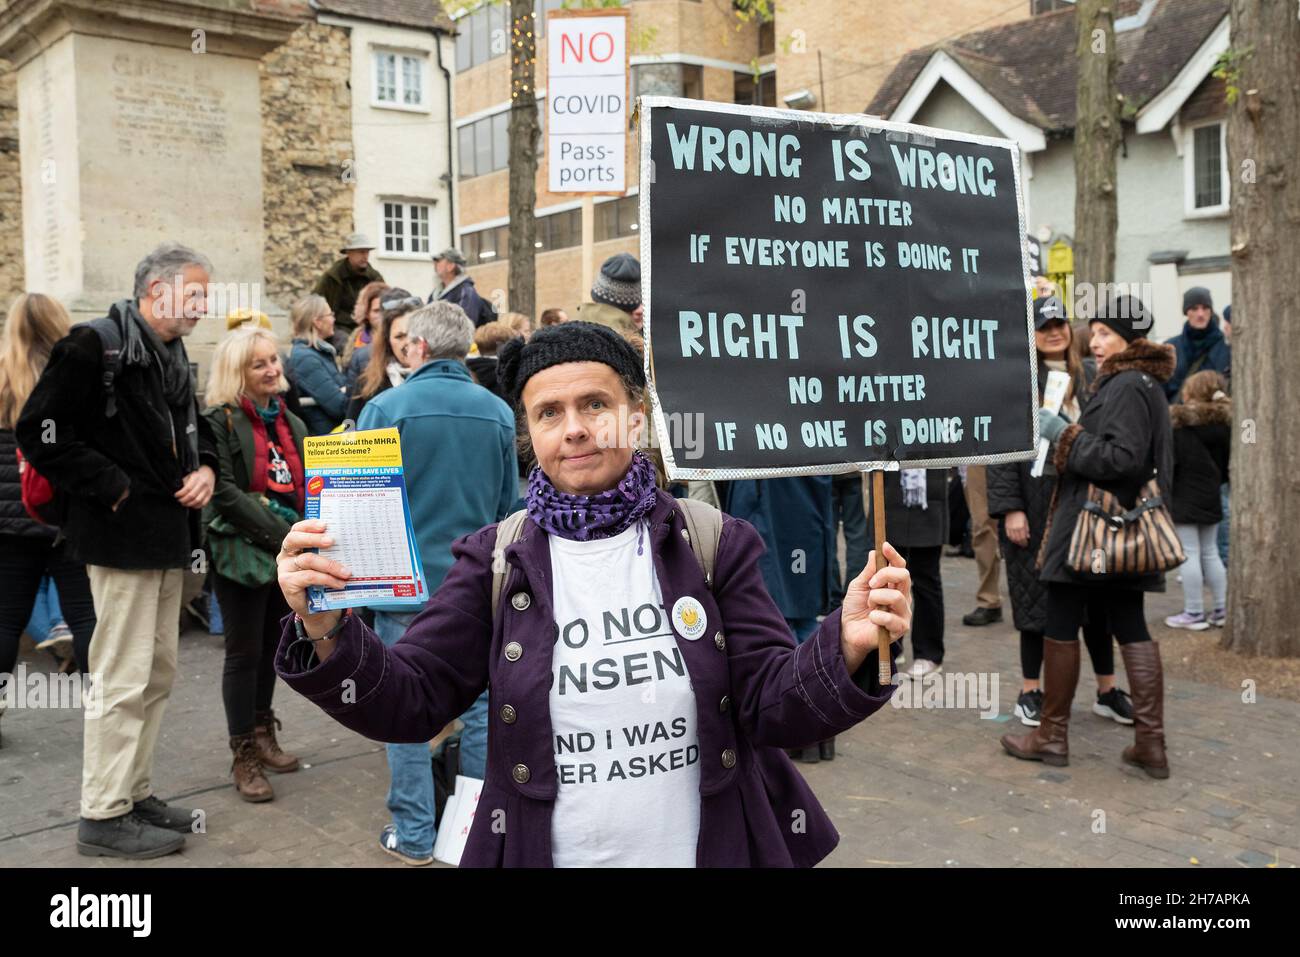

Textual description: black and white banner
[638,97,1040,479]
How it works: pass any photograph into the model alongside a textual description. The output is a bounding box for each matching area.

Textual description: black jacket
[16,317,218,569]
[466,355,505,401]
[864,468,949,549]
[0,428,56,542]
[1169,400,1231,525]
[1039,339,1176,591]
[987,358,1095,631]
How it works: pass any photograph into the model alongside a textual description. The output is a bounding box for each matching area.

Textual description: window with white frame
[1185,120,1228,216]
[381,202,433,256]
[373,49,426,109]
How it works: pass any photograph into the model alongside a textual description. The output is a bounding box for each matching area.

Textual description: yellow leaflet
[304,428,404,470]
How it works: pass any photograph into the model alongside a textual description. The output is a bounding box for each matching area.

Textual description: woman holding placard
[272,321,913,866]
[1002,294,1176,779]
[987,296,1132,729]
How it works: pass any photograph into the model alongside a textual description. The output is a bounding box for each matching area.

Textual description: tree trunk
[1072,0,1120,295]
[1222,0,1300,657]
[506,0,540,320]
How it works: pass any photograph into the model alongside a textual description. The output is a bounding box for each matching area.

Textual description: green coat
[574,300,637,338]
[202,402,309,553]
[312,258,384,334]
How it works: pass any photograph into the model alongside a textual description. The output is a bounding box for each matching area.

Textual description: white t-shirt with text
[547,522,701,867]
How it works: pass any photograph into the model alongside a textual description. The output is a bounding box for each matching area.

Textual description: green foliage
[732,0,777,25]
[1213,46,1254,106]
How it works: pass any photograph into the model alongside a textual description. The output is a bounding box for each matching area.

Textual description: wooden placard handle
[870,469,893,687]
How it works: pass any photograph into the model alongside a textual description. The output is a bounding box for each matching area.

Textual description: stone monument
[0,0,301,367]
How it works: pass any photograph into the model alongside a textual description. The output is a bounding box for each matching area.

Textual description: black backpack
[24,313,130,527]
[78,313,129,418]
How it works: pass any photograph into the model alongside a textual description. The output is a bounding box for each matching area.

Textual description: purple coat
[275,489,897,866]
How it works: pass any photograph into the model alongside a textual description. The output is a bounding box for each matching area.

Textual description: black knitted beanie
[497,321,646,407]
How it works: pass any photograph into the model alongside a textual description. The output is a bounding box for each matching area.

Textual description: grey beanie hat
[591,253,642,310]
[1182,286,1213,314]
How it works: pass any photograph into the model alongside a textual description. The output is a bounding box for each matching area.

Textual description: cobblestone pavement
[1,555,1295,868]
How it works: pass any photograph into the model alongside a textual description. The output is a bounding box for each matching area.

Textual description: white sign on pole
[546,10,628,194]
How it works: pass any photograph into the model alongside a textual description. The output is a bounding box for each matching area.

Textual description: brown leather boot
[1120,641,1170,779]
[253,709,300,773]
[230,733,274,802]
[1001,638,1079,766]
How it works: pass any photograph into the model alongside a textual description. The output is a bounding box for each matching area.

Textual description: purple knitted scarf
[527,451,658,551]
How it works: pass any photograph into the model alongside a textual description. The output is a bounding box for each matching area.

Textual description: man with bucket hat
[312,233,385,353]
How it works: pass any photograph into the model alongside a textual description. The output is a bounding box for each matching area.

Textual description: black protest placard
[638,97,1039,478]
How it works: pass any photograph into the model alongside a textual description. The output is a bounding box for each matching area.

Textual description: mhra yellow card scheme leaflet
[302,428,428,613]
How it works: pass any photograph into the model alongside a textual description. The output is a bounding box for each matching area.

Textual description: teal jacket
[357,359,518,594]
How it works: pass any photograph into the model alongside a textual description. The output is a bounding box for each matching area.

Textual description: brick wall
[773,0,1030,114]
[260,21,355,312]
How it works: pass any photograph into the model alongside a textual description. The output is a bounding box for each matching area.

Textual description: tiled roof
[867,0,1229,133]
[312,0,453,32]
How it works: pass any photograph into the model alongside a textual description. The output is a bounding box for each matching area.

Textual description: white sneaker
[904,658,942,679]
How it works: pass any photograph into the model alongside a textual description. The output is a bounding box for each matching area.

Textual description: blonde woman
[203,326,308,801]
[286,294,347,435]
[0,294,97,736]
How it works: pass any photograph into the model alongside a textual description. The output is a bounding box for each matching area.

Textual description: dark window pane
[383,202,402,252]
[758,20,775,56]
[492,111,509,171]
[1194,124,1222,209]
[458,124,476,178]
[621,194,639,236]
[547,208,578,250]
[471,7,488,66]
[410,204,429,254]
[475,117,492,176]
[595,199,619,242]
[477,227,498,264]
[682,64,703,100]
[535,213,550,252]
[462,231,479,264]
[490,2,507,60]
[455,22,471,72]
[734,71,755,105]
[758,72,776,107]
[545,210,566,250]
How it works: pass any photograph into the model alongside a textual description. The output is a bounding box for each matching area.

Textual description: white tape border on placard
[638,96,1040,481]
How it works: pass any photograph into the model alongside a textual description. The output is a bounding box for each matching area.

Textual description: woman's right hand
[1005,510,1030,548]
[277,520,352,643]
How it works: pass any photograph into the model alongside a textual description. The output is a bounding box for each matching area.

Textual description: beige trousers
[962,465,1003,610]
[81,565,185,820]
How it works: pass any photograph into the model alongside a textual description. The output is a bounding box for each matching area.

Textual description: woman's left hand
[839,542,912,676]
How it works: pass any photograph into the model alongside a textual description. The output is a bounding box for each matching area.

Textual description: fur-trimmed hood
[1171,398,1232,429]
[1092,338,1177,388]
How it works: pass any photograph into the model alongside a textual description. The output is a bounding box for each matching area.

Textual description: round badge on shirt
[671,596,708,640]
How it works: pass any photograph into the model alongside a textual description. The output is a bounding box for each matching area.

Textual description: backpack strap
[79,314,125,419]
[676,497,723,591]
[490,509,530,629]
[489,501,722,628]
